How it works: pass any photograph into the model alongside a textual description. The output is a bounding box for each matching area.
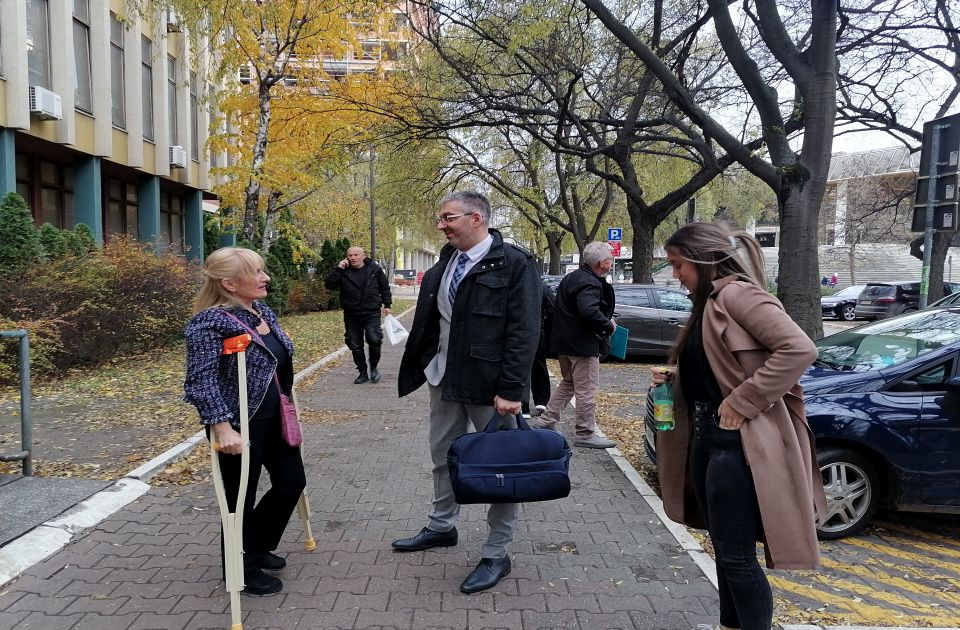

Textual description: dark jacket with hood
[324,258,392,314]
[397,229,540,404]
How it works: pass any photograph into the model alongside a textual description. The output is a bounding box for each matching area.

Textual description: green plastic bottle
[652,382,675,431]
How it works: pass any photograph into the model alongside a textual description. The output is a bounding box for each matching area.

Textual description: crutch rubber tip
[304,537,316,551]
[231,624,243,630]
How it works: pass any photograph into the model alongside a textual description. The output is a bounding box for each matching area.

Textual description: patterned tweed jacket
[183,303,295,427]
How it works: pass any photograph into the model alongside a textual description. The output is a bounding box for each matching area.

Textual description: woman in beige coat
[651,223,826,630]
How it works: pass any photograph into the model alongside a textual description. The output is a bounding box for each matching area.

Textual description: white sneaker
[532,405,547,416]
[573,434,616,449]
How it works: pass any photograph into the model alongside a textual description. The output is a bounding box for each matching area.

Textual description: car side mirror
[946,376,960,395]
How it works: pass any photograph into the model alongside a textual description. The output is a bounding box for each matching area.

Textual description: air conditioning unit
[166,9,183,33]
[238,66,252,85]
[28,86,63,121]
[169,145,188,169]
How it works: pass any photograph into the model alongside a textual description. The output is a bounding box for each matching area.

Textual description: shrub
[0,237,201,382]
[286,275,335,313]
[38,223,68,259]
[65,223,97,256]
[0,192,41,275]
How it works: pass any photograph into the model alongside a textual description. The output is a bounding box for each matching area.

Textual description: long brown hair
[192,247,265,314]
[666,222,766,363]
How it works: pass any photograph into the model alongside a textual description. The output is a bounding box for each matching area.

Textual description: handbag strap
[221,309,285,395]
[482,411,531,433]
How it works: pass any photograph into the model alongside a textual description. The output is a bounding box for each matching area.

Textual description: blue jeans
[344,311,382,372]
[689,402,772,630]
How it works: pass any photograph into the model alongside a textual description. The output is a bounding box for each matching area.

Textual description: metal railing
[0,330,32,476]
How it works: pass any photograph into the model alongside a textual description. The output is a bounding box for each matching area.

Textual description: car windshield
[815,310,960,371]
[832,285,864,298]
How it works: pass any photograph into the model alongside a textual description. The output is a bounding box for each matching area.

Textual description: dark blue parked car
[645,307,960,539]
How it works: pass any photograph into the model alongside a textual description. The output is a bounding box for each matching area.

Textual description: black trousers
[217,415,306,571]
[689,402,772,630]
[344,311,383,373]
[522,335,551,413]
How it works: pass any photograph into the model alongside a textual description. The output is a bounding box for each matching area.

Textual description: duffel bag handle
[482,411,531,433]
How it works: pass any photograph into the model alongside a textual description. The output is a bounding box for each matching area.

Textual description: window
[190,72,199,160]
[109,13,125,127]
[167,55,178,146]
[159,192,184,254]
[105,179,138,238]
[141,37,154,141]
[656,290,693,312]
[26,0,51,89]
[73,0,92,112]
[888,359,955,393]
[16,158,75,229]
[617,289,651,308]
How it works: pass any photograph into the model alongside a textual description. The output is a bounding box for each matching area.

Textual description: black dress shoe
[370,368,382,384]
[243,567,282,595]
[460,556,511,594]
[391,527,458,552]
[354,372,369,384]
[250,551,286,571]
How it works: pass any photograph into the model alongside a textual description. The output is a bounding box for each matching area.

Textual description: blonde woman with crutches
[185,247,309,599]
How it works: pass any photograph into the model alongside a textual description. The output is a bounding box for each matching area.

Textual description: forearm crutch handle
[210,333,253,630]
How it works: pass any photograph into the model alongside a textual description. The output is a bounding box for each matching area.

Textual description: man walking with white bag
[324,246,392,384]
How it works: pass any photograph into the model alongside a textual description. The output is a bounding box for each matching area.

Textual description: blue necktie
[448,252,470,305]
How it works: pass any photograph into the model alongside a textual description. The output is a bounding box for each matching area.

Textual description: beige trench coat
[657,276,828,569]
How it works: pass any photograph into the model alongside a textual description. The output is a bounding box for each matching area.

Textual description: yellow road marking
[770,568,957,618]
[770,574,960,624]
[842,537,960,574]
[876,520,960,548]
[819,556,960,605]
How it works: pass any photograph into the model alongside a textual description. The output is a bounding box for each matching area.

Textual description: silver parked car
[612,285,691,358]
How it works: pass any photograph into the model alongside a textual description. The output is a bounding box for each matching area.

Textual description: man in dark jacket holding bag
[394,190,540,594]
[530,241,617,449]
[325,246,392,384]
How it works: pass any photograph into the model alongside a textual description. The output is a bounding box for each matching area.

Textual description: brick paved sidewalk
[0,331,718,630]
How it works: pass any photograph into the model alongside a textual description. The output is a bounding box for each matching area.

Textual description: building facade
[2,0,214,260]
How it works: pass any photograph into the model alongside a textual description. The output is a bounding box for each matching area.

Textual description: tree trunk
[778,182,825,339]
[546,231,563,274]
[928,231,953,303]
[628,197,656,284]
[260,189,282,257]
[242,83,273,243]
[847,242,857,286]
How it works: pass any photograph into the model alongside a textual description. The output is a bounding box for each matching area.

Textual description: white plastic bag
[383,314,409,345]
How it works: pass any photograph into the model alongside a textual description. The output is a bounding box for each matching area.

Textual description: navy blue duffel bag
[447,412,572,504]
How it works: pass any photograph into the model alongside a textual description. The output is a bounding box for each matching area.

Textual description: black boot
[370,367,382,384]
[354,371,369,384]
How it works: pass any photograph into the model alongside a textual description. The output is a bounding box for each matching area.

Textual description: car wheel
[902,307,917,315]
[839,304,856,321]
[817,447,880,540]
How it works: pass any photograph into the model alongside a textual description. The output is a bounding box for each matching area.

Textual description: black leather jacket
[398,229,540,404]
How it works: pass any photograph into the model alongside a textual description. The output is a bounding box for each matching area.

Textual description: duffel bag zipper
[496,473,504,487]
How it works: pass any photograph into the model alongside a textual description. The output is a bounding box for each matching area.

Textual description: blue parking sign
[607,228,622,241]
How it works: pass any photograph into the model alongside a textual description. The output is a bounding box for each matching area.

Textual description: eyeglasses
[435,213,468,225]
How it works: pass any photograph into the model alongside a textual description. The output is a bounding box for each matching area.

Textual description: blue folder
[609,326,629,360]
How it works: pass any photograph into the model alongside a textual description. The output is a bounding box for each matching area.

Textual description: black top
[323,258,392,313]
[252,331,292,421]
[679,318,723,408]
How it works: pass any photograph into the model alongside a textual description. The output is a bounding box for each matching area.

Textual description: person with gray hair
[394,190,541,594]
[531,241,617,448]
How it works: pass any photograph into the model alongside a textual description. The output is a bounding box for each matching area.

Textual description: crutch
[210,333,253,630]
[290,386,316,551]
